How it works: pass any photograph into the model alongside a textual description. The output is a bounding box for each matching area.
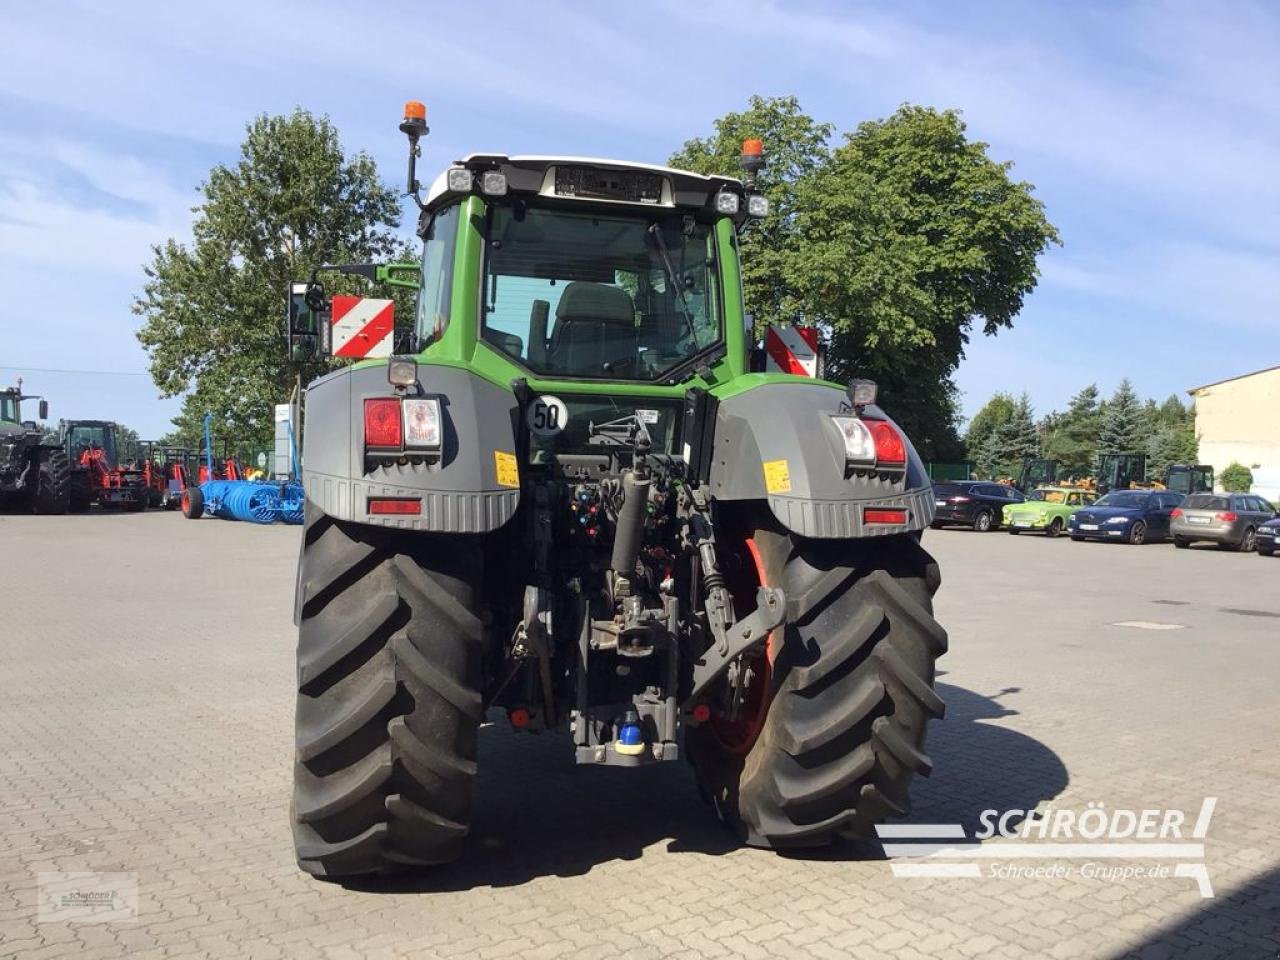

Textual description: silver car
[1171,492,1277,551]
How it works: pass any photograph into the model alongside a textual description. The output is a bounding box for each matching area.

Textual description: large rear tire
[68,471,93,512]
[291,505,485,878]
[688,514,946,848]
[33,449,70,515]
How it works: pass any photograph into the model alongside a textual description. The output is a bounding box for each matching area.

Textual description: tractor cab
[1164,463,1213,496]
[61,420,119,469]
[1,386,48,431]
[1097,452,1148,495]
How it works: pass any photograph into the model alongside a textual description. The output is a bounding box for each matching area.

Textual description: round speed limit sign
[526,395,568,437]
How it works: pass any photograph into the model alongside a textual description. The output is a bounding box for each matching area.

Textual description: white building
[1188,364,1280,500]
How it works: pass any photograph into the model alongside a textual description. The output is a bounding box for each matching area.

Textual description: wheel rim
[708,535,774,755]
[1049,519,1062,537]
[1132,522,1145,544]
[977,513,990,531]
[1244,529,1255,551]
[181,490,190,514]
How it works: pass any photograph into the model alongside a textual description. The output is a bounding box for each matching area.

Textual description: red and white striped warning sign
[331,296,395,359]
[764,324,819,377]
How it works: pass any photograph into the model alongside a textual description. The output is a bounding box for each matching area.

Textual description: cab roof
[424,154,744,212]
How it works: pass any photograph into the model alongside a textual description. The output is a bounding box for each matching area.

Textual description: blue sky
[1,0,1277,438]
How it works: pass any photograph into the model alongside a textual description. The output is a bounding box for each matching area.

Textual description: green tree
[965,392,1016,470]
[1041,383,1101,476]
[1143,394,1197,477]
[675,100,1058,458]
[978,392,1038,478]
[1097,379,1144,457]
[1220,462,1253,492]
[135,109,405,447]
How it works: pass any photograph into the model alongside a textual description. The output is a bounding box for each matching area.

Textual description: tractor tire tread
[292,506,482,879]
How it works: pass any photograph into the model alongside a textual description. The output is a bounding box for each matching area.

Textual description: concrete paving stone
[2,514,1279,958]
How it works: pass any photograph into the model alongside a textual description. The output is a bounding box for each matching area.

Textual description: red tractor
[60,420,149,512]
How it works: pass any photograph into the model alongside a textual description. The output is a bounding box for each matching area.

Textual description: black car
[931,480,1024,532]
[1257,516,1280,557]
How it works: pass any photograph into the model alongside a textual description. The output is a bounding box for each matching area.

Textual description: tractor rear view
[0,384,68,514]
[284,103,947,878]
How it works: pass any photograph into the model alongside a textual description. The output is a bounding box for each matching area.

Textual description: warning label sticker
[763,459,792,494]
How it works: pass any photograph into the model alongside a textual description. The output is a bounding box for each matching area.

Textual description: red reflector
[691,703,712,723]
[509,707,530,729]
[1170,508,1183,518]
[363,398,402,447]
[369,498,420,515]
[865,508,908,524]
[1215,511,1237,522]
[868,419,906,467]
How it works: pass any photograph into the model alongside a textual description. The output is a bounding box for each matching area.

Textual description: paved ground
[1,510,1278,959]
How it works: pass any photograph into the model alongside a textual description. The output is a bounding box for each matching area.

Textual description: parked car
[1067,489,1184,544]
[931,480,1024,532]
[1170,492,1276,551]
[1256,516,1280,557]
[1003,486,1096,537]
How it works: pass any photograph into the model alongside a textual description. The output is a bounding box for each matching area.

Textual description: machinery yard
[2,512,1277,959]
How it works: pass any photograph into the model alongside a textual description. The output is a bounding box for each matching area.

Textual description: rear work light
[1215,511,1238,522]
[402,397,442,450]
[829,415,907,476]
[864,508,908,525]
[364,398,403,448]
[369,497,421,515]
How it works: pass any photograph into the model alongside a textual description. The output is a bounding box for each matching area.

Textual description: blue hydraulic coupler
[615,709,645,756]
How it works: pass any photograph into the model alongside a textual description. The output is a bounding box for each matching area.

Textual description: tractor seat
[548,282,638,375]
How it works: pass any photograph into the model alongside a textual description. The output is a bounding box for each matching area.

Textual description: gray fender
[707,381,935,538]
[302,363,521,532]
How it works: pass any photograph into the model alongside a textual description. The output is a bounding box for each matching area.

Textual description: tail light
[364,398,402,448]
[1170,508,1183,518]
[829,415,907,476]
[868,420,906,469]
[1215,511,1237,522]
[949,495,971,503]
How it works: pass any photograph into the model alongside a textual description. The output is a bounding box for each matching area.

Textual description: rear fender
[707,381,934,538]
[302,363,521,532]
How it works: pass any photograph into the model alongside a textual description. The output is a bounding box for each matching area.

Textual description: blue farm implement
[180,414,304,524]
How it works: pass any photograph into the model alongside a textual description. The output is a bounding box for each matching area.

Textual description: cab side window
[415,204,461,346]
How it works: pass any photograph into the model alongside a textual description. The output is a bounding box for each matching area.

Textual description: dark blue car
[1067,490,1184,544]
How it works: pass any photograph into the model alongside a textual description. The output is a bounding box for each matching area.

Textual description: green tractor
[0,383,68,514]
[284,102,948,879]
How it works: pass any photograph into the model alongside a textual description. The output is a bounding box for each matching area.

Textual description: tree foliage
[672,99,1057,461]
[965,392,1016,466]
[1040,383,1100,476]
[1220,461,1253,493]
[135,109,405,447]
[970,381,1199,482]
[972,393,1038,477]
[1096,379,1145,458]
